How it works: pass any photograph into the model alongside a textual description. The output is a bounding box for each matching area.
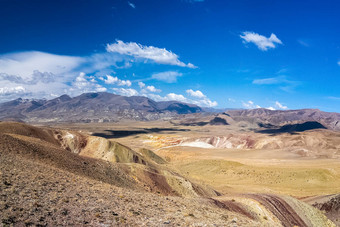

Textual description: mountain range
[0,92,339,131]
[0,92,202,123]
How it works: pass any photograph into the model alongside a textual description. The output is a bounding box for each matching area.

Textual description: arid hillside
[0,121,336,226]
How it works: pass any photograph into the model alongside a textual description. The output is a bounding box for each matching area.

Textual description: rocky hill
[0,92,202,123]
[225,108,340,131]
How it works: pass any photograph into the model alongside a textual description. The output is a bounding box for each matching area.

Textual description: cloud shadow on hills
[256,121,327,135]
[92,128,190,139]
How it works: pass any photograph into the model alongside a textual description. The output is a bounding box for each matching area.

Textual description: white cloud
[151,71,182,83]
[102,75,117,84]
[118,80,131,87]
[139,82,161,93]
[113,88,139,97]
[186,89,206,98]
[192,98,218,107]
[185,89,217,107]
[228,98,236,102]
[0,86,26,95]
[71,72,107,94]
[95,85,107,92]
[138,81,145,88]
[145,93,167,102]
[0,51,84,79]
[101,75,131,87]
[145,85,161,93]
[144,93,188,103]
[240,32,283,51]
[242,100,261,109]
[0,51,107,101]
[166,93,188,102]
[146,90,217,107]
[241,100,287,110]
[128,1,135,8]
[338,61,340,66]
[275,101,288,110]
[106,40,196,68]
[0,70,56,85]
[76,72,87,82]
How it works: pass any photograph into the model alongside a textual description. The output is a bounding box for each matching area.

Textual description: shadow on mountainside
[92,128,190,139]
[257,121,327,135]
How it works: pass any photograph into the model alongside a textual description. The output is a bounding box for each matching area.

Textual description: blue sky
[0,0,339,112]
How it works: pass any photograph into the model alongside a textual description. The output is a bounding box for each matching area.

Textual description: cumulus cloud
[240,32,282,51]
[166,93,188,102]
[242,100,261,109]
[0,86,26,95]
[151,71,182,83]
[146,90,217,107]
[192,98,217,107]
[71,72,107,94]
[113,88,139,97]
[185,89,217,107]
[138,82,161,94]
[145,85,161,93]
[186,89,206,98]
[241,100,288,110]
[138,81,145,88]
[275,101,288,110]
[101,75,131,87]
[106,40,196,68]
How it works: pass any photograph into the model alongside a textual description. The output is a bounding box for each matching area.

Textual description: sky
[0,0,340,112]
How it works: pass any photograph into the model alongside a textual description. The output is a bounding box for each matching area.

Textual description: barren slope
[0,121,335,226]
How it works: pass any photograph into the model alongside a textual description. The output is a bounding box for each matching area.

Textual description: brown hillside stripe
[248,194,307,227]
[210,198,256,220]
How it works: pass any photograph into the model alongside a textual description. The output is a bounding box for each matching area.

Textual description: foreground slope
[0,122,335,226]
[0,122,216,197]
[303,194,340,226]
